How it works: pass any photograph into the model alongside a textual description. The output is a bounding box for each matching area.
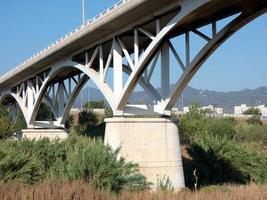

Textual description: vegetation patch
[0,136,150,192]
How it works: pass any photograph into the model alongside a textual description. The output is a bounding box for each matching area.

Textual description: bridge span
[0,0,266,190]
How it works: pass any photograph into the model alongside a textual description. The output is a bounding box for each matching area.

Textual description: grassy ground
[0,181,266,200]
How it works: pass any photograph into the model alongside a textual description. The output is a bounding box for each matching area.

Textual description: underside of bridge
[0,0,266,190]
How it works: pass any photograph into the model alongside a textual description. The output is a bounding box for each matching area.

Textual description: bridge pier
[21,129,68,140]
[104,117,185,190]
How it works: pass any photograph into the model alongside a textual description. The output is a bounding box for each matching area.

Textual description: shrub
[235,124,267,145]
[0,104,10,118]
[0,104,16,139]
[246,115,262,125]
[0,140,44,184]
[104,108,113,118]
[78,109,98,126]
[0,136,150,192]
[206,118,236,139]
[243,108,261,115]
[84,101,106,109]
[0,117,15,139]
[69,109,105,138]
[179,104,209,144]
[156,175,174,193]
[14,111,27,132]
[187,135,267,186]
[36,103,55,121]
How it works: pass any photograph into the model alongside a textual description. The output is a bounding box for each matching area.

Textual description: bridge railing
[0,0,128,81]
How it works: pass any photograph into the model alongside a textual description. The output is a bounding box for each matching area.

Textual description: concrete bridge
[0,0,266,189]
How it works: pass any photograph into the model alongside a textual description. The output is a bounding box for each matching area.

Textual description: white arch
[115,0,211,111]
[0,91,28,124]
[115,1,267,114]
[29,60,115,125]
[163,7,267,112]
[60,75,89,125]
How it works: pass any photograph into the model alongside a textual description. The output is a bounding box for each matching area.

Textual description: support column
[104,117,185,190]
[58,82,65,118]
[161,43,170,99]
[113,38,123,102]
[27,82,34,113]
[8,104,18,123]
[21,129,68,140]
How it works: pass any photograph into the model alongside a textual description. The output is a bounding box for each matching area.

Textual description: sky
[0,1,267,92]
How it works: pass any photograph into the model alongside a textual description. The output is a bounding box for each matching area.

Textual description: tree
[179,103,209,144]
[243,108,261,115]
[36,103,55,121]
[0,104,15,139]
[246,115,262,125]
[15,111,27,132]
[84,100,106,109]
[243,108,262,125]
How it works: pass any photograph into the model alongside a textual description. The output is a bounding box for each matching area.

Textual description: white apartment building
[202,105,224,115]
[183,105,224,115]
[234,104,267,118]
[234,104,250,115]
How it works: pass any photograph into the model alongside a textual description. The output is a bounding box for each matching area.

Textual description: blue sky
[0,1,267,92]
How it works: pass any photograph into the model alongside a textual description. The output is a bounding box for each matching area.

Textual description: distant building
[257,105,267,119]
[202,105,224,115]
[182,105,223,116]
[234,104,250,115]
[234,104,267,119]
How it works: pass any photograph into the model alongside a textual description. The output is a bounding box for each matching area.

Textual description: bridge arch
[29,60,162,126]
[164,9,267,111]
[116,2,267,114]
[0,92,27,124]
[1,0,267,126]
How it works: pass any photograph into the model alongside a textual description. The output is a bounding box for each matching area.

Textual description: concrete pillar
[21,129,68,140]
[161,43,170,99]
[58,82,65,116]
[113,38,123,101]
[104,117,185,190]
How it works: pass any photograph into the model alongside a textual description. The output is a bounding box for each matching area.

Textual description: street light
[82,0,86,25]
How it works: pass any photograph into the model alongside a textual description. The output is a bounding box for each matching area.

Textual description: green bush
[0,104,10,118]
[84,101,106,109]
[187,135,267,186]
[235,123,267,145]
[36,103,55,121]
[206,118,236,139]
[69,109,105,138]
[179,104,209,144]
[69,122,105,139]
[243,108,261,115]
[0,136,150,192]
[246,115,262,125]
[14,111,27,132]
[156,175,174,193]
[179,104,236,144]
[104,108,113,118]
[0,117,15,139]
[0,104,15,139]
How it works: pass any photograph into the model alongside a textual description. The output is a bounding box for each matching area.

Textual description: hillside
[74,86,267,113]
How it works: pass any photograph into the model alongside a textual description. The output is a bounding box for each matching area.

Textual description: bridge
[0,0,266,189]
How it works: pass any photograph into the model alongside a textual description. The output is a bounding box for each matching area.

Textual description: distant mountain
[181,86,267,113]
[74,86,267,113]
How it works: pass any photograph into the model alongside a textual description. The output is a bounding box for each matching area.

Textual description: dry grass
[0,181,267,200]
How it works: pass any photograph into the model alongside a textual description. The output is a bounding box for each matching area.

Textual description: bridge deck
[0,0,178,90]
[0,0,259,91]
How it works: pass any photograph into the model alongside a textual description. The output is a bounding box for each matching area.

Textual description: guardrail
[0,0,128,81]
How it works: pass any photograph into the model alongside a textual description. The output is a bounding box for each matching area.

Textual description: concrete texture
[21,129,68,140]
[104,117,185,190]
